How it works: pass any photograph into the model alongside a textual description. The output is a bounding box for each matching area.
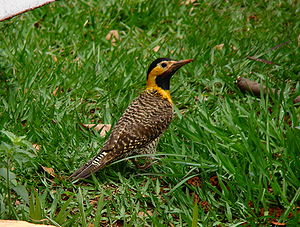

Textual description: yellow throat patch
[146,68,172,104]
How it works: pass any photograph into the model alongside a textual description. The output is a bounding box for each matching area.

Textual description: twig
[247,56,275,65]
[269,40,291,51]
[236,77,300,104]
[247,40,291,65]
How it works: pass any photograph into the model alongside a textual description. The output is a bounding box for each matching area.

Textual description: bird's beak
[170,59,193,71]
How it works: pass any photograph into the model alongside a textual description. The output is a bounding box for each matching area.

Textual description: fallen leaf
[231,45,238,51]
[33,144,41,150]
[192,192,200,203]
[210,175,220,188]
[21,120,27,127]
[153,45,160,52]
[269,207,284,218]
[52,87,59,96]
[271,221,286,226]
[247,14,257,22]
[106,30,120,46]
[138,210,153,217]
[201,201,210,212]
[73,57,81,62]
[0,220,55,227]
[52,55,58,62]
[187,176,202,187]
[82,124,111,137]
[34,22,41,28]
[180,0,197,5]
[248,201,254,208]
[15,200,21,205]
[214,43,224,50]
[114,220,123,227]
[41,166,56,178]
[105,30,119,40]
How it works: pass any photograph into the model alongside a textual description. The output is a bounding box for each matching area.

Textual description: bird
[70,58,193,181]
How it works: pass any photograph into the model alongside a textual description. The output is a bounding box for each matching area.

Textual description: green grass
[0,0,299,226]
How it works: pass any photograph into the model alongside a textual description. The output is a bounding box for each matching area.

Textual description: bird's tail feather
[69,151,109,181]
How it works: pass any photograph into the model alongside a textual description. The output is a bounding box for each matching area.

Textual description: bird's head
[146,58,193,91]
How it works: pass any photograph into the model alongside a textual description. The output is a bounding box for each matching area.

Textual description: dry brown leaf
[52,87,59,96]
[15,200,21,205]
[33,144,41,150]
[82,124,111,137]
[247,14,257,22]
[52,55,58,62]
[73,57,81,62]
[270,221,286,226]
[231,45,238,51]
[187,176,202,187]
[41,166,56,178]
[210,175,219,187]
[153,45,160,52]
[105,30,120,46]
[180,0,197,5]
[0,220,55,227]
[214,43,224,50]
[138,210,153,217]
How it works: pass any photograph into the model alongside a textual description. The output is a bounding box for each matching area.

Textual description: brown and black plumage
[70,58,193,181]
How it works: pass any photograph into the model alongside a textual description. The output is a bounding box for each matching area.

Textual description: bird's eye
[161,63,167,68]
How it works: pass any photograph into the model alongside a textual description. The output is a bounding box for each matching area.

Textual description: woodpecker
[70,58,193,181]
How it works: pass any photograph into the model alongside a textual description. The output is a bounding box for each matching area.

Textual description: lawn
[0,0,299,226]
